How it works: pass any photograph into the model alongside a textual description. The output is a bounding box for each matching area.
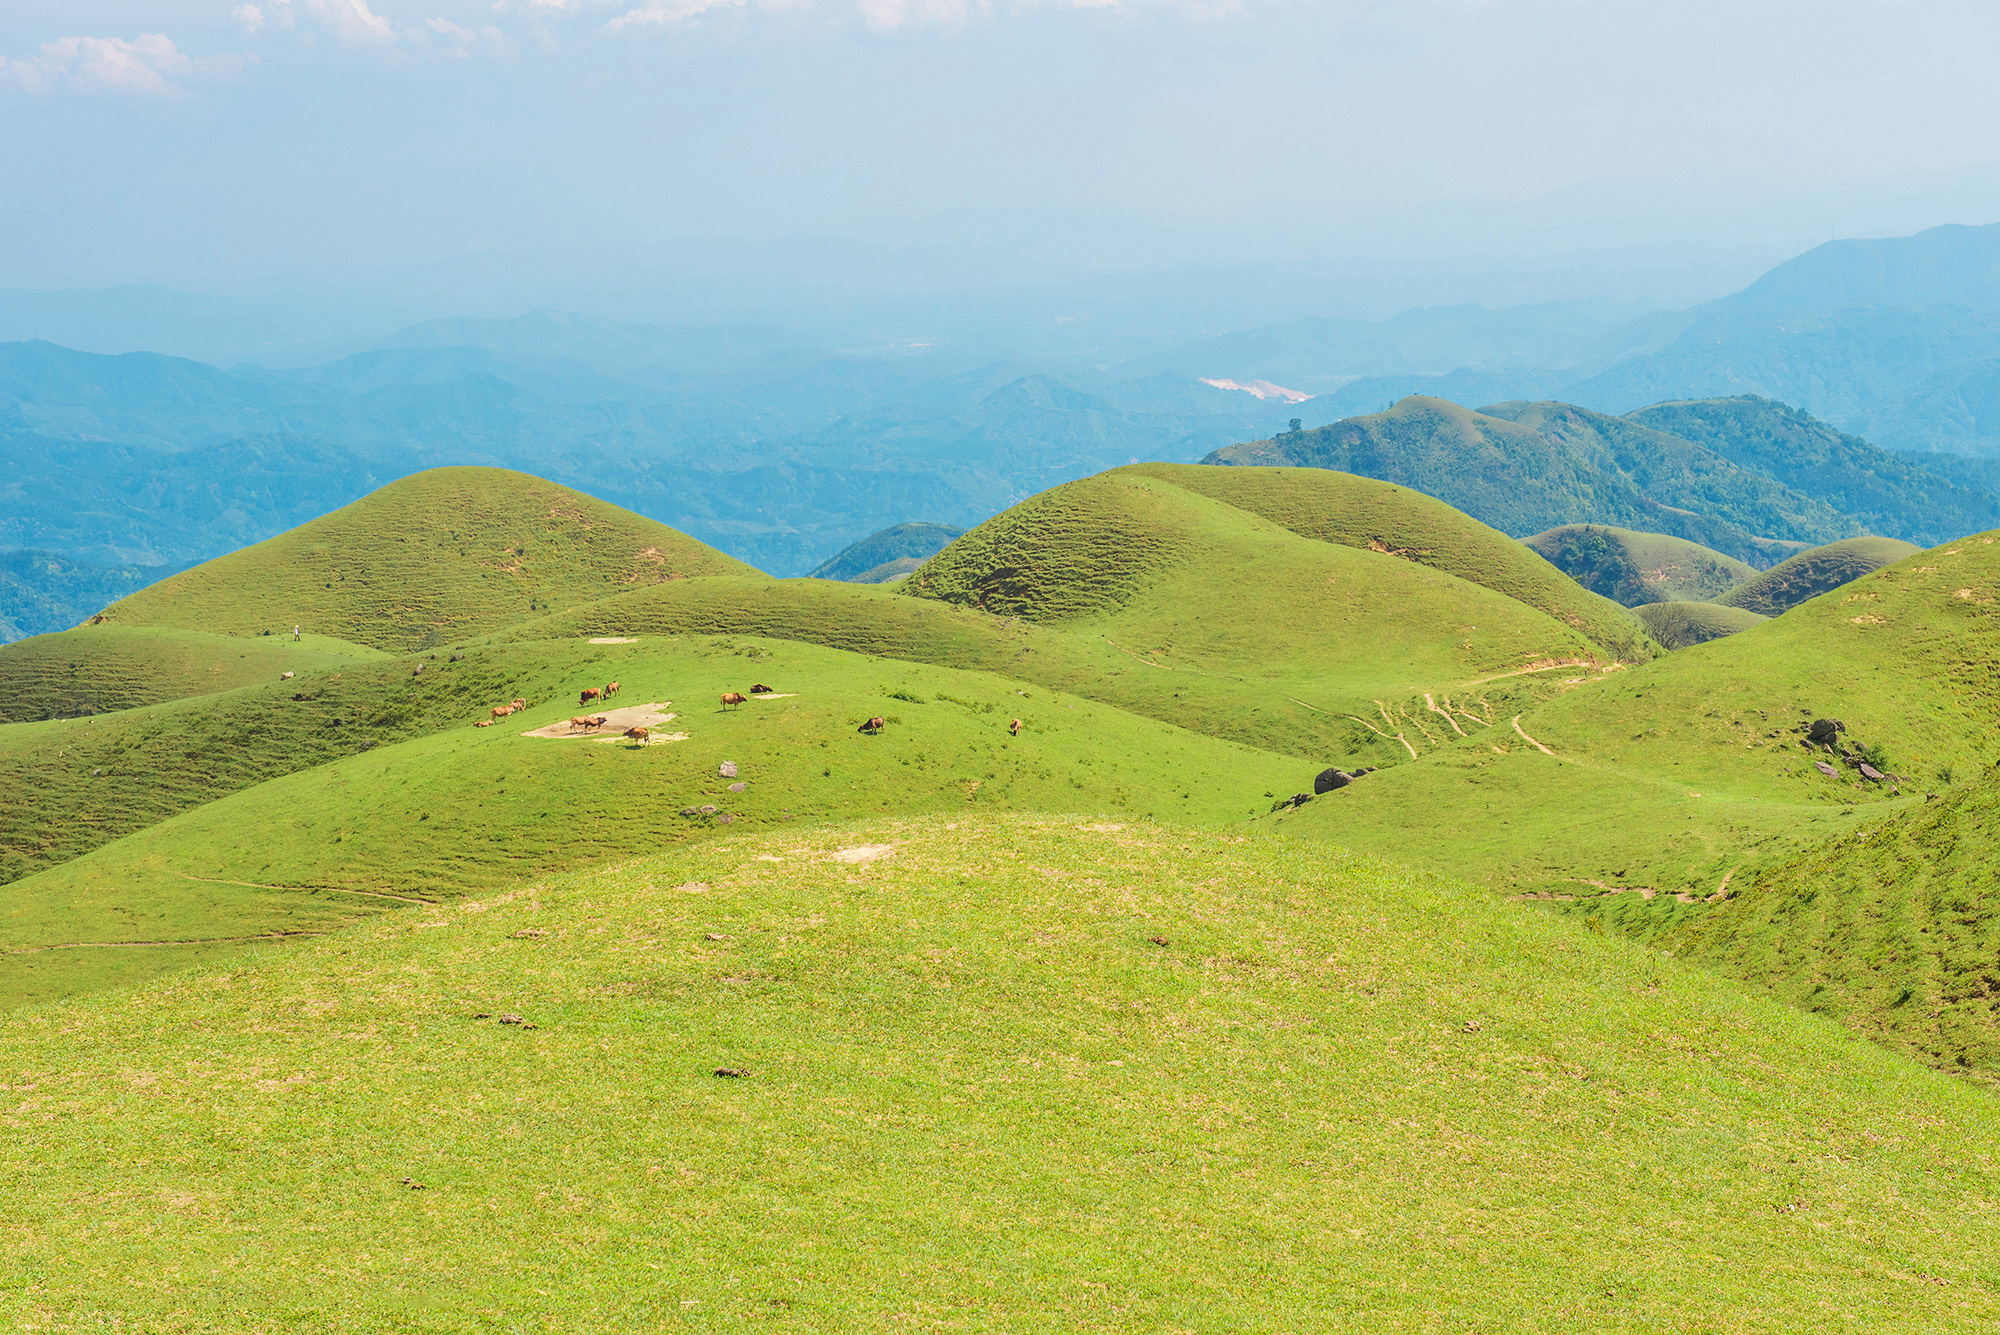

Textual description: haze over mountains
[11,219,2000,640]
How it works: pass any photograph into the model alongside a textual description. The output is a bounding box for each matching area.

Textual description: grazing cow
[491,704,515,718]
[510,698,526,711]
[721,692,748,709]
[604,681,620,698]
[1009,717,1022,736]
[580,686,603,705]
[749,683,773,694]
[624,726,651,744]
[860,716,886,734]
[569,716,593,732]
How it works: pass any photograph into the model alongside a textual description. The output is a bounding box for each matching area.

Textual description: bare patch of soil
[522,702,678,739]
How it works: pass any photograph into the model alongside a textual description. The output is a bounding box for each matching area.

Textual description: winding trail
[1511,716,1556,756]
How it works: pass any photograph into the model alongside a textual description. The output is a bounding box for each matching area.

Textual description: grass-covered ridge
[0,624,387,722]
[103,466,759,651]
[1720,535,1923,616]
[1524,523,1757,607]
[1631,599,1769,649]
[9,815,2000,1331]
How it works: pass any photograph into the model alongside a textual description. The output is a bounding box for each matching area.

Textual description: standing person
[293,625,301,642]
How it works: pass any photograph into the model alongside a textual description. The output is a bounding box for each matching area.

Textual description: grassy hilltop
[104,466,759,650]
[12,816,2000,1332]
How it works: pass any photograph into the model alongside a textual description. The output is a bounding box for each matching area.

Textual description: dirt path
[172,871,430,905]
[1423,693,1469,737]
[1511,716,1555,755]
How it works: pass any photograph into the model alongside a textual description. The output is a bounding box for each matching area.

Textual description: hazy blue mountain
[0,550,179,641]
[809,522,966,581]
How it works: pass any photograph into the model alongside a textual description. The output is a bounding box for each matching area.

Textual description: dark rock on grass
[714,1067,747,1078]
[698,805,717,815]
[1859,763,1887,781]
[1315,768,1352,794]
[1815,761,1839,779]
[1808,718,1845,746]
[680,807,698,817]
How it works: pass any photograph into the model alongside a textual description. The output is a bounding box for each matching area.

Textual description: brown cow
[569,716,594,732]
[1009,717,1022,736]
[580,686,603,706]
[491,704,516,718]
[749,683,773,694]
[474,719,492,728]
[603,681,620,698]
[624,726,651,744]
[721,692,747,709]
[510,698,526,711]
[860,716,886,734]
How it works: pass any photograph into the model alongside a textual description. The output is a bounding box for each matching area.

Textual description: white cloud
[233,4,268,33]
[0,32,247,96]
[301,0,402,45]
[604,0,746,33]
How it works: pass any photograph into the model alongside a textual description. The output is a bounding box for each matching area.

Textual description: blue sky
[7,1,2000,291]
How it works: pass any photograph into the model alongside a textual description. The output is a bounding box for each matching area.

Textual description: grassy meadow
[10,817,2000,1332]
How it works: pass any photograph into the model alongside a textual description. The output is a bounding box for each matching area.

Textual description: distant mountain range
[11,218,2000,640]
[1206,394,1999,562]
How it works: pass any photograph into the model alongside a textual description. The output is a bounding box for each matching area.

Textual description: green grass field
[10,815,2000,1332]
[0,624,387,722]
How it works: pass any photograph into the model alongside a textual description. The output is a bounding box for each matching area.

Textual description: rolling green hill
[1630,599,1769,649]
[1719,536,1923,616]
[808,521,965,582]
[1203,396,1858,563]
[1524,524,1756,606]
[0,624,386,722]
[0,632,1302,1008]
[11,814,2000,1331]
[103,467,759,651]
[1120,462,1656,660]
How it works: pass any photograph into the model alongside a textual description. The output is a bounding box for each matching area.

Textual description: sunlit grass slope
[103,467,759,650]
[0,633,1303,1007]
[8,816,2000,1332]
[0,641,580,889]
[527,469,1633,765]
[1631,599,1769,649]
[1720,535,1923,615]
[0,624,386,722]
[1118,462,1656,659]
[1523,523,1757,607]
[1264,532,2000,902]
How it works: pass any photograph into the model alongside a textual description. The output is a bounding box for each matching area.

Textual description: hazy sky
[7,0,2000,291]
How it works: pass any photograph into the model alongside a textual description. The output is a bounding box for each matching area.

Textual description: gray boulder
[1314,768,1353,794]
